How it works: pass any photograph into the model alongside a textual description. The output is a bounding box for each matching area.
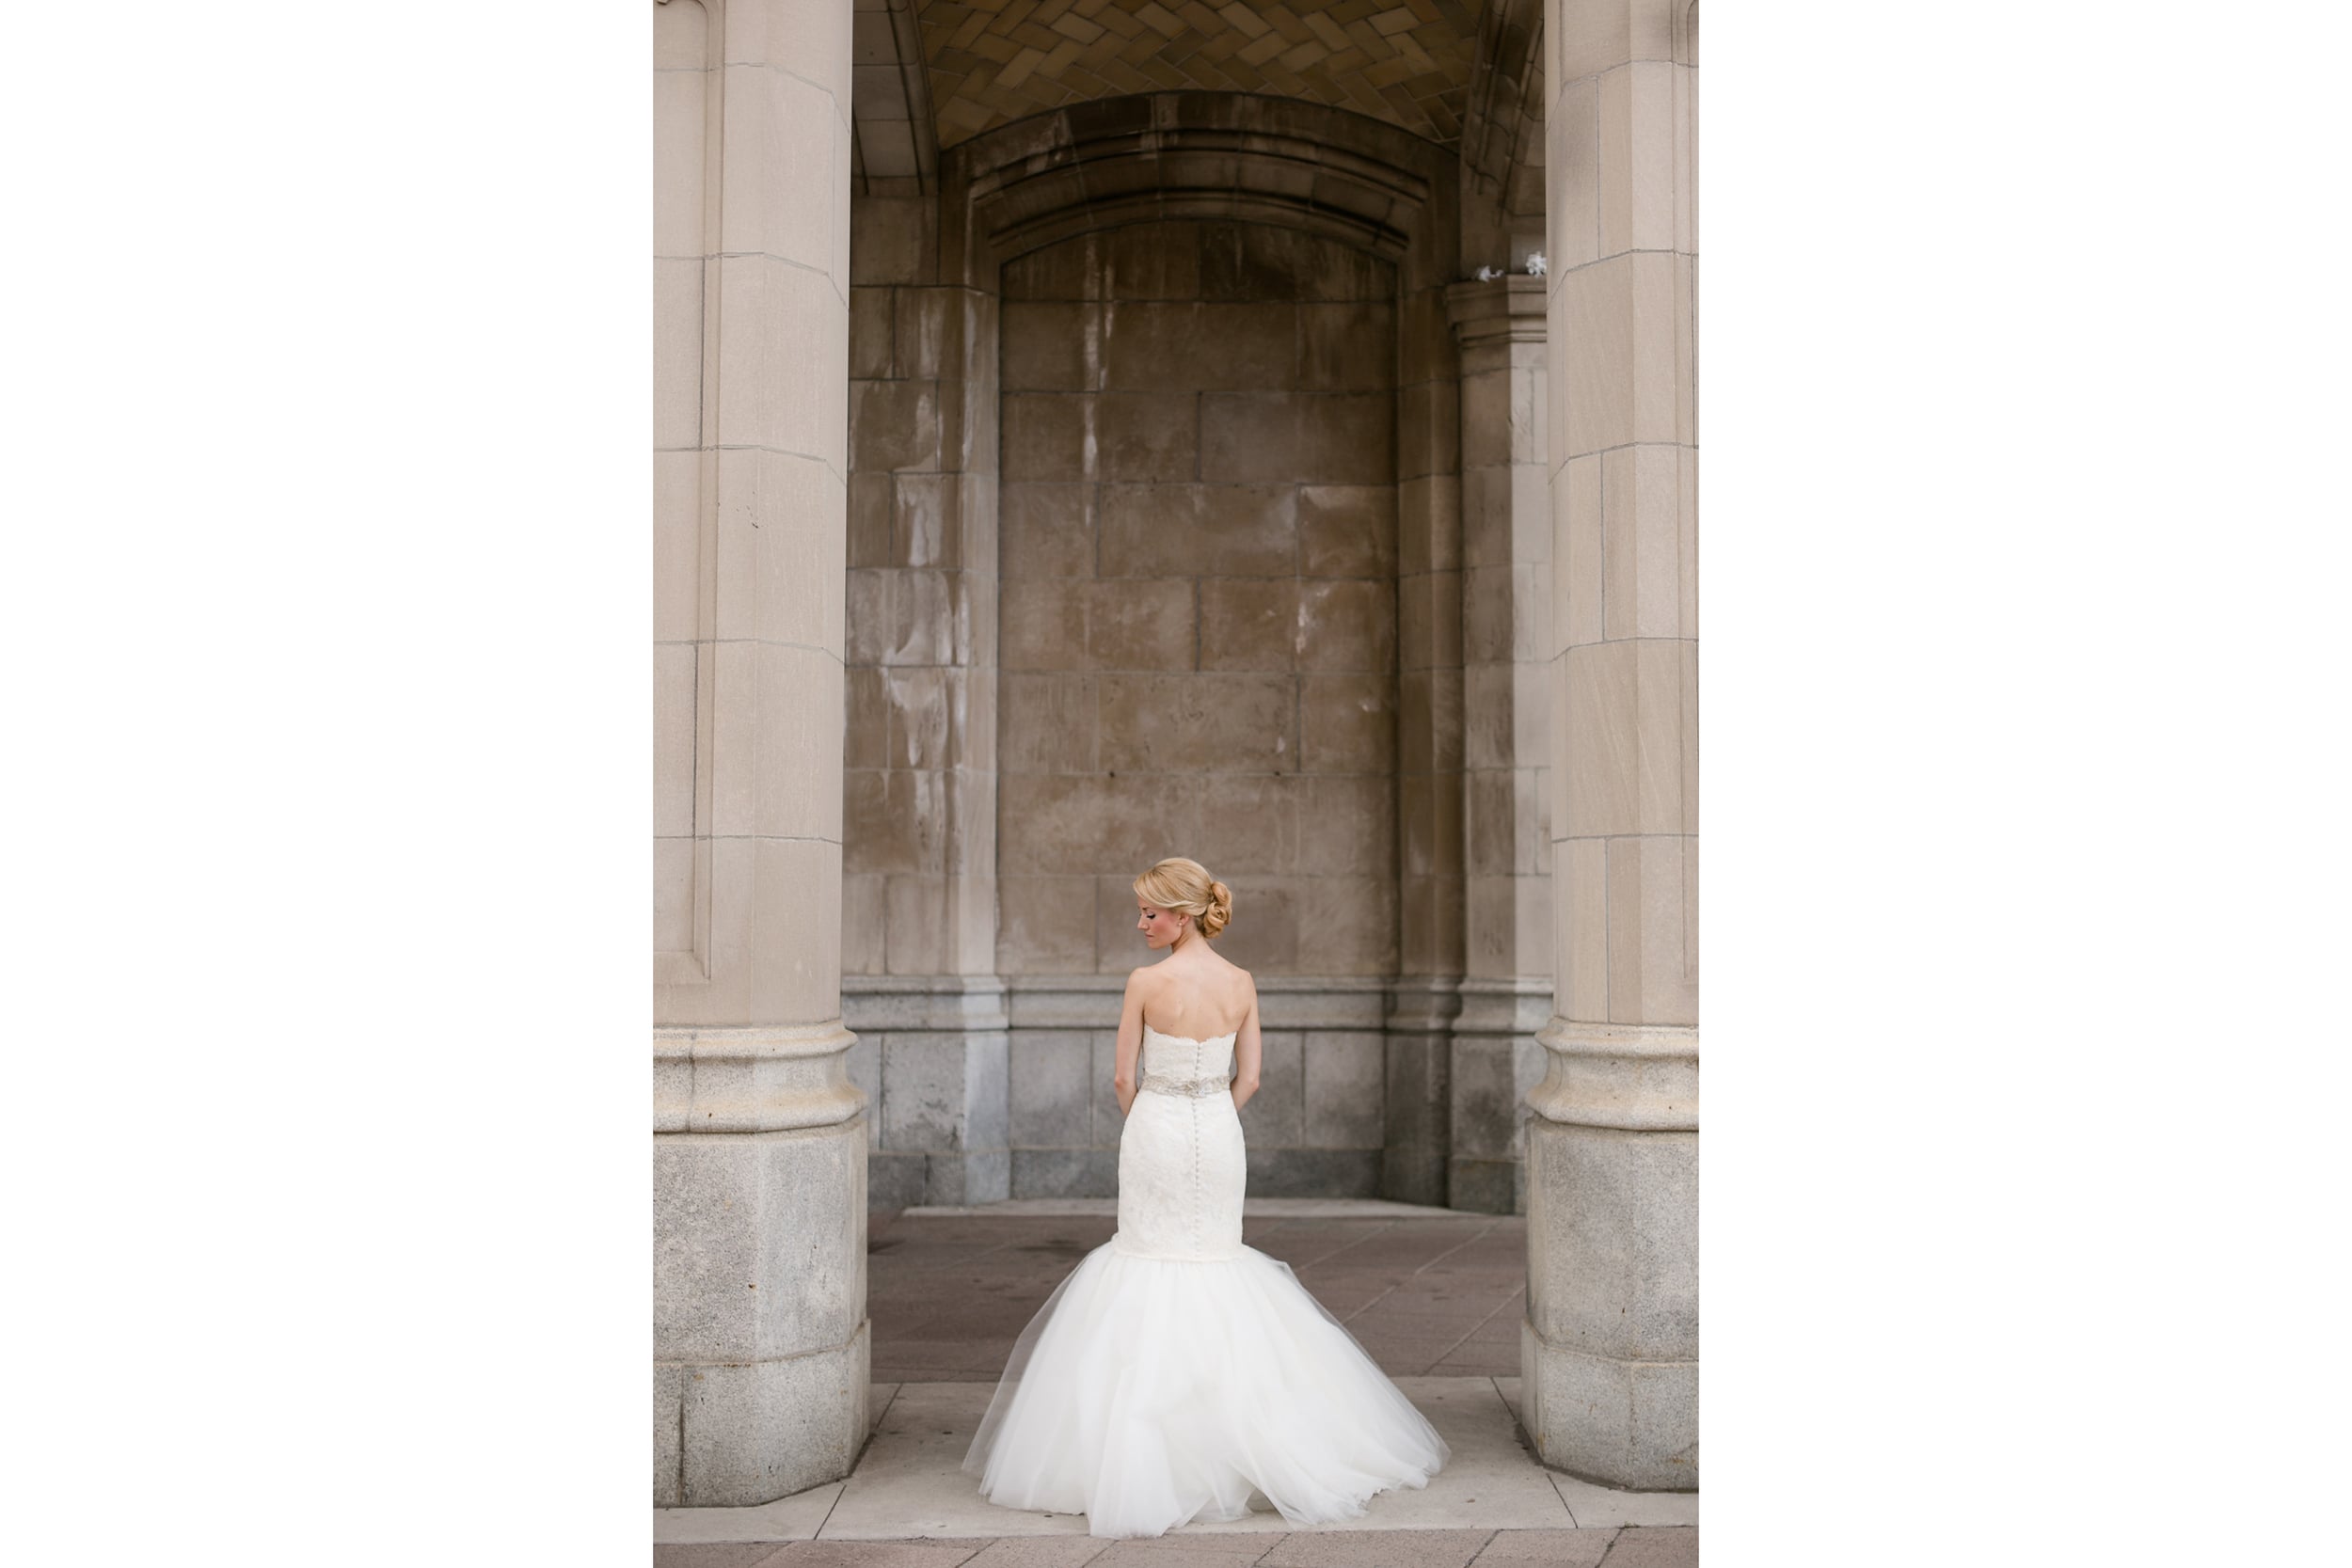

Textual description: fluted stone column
[1447,275,1553,1215]
[1522,0,1699,1488]
[652,0,866,1507]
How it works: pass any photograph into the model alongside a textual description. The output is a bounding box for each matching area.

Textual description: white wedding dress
[961,1023,1451,1538]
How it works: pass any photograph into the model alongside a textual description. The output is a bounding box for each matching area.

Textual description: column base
[1520,1320,1697,1491]
[652,1022,868,1507]
[655,1322,871,1506]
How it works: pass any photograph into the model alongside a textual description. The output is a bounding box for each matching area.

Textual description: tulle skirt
[960,1240,1452,1539]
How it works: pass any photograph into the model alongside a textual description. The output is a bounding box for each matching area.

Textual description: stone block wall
[833,94,1554,1212]
[993,220,1403,982]
[840,193,1010,1208]
[843,194,999,984]
[981,218,1407,1200]
[1004,978,1393,1199]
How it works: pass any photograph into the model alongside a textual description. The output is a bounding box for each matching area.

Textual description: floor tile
[1468,1528,1618,1566]
[1543,1473,1698,1530]
[653,1546,794,1568]
[958,1540,1117,1567]
[1256,1527,1491,1565]
[1084,1542,1271,1567]
[656,1483,843,1544]
[1593,1527,1696,1566]
[765,1543,995,1567]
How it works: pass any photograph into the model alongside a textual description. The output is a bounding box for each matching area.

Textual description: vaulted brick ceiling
[917,0,1486,150]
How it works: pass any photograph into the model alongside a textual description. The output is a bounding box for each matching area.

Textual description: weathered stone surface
[1201,391,1395,484]
[1298,673,1396,773]
[1297,776,1396,873]
[1248,1147,1382,1196]
[1092,390,1199,482]
[881,1033,992,1153]
[1298,485,1398,578]
[1300,1029,1388,1148]
[1097,483,1296,578]
[1191,773,1300,874]
[867,1150,928,1213]
[1084,578,1195,672]
[998,578,1088,673]
[1449,1159,1518,1215]
[666,1323,870,1506]
[1009,1029,1091,1148]
[998,773,1200,876]
[1210,878,1299,974]
[1096,673,1295,773]
[996,874,1095,973]
[1011,1146,1119,1198]
[1522,1321,1698,1493]
[1525,1121,1697,1361]
[999,483,1093,578]
[1234,1028,1305,1147]
[1451,1038,1522,1162]
[1100,301,1296,391]
[1000,393,1089,482]
[1199,578,1300,672]
[1296,578,1396,672]
[653,1122,866,1362]
[1294,876,1401,975]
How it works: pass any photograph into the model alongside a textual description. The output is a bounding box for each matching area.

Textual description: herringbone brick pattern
[918,0,1485,148]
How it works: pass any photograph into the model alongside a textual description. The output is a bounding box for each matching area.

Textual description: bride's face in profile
[1136,899,1187,951]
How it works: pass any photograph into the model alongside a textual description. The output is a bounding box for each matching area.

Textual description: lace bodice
[1114,1024,1246,1260]
[1137,1024,1237,1096]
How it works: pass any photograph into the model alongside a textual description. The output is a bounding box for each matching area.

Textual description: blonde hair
[1134,857,1232,940]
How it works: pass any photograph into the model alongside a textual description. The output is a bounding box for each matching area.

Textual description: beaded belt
[1138,1071,1232,1099]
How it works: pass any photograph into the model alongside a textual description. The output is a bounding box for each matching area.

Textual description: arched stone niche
[839,93,1480,1208]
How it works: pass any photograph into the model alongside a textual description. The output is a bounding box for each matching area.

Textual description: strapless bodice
[1139,1023,1236,1087]
[1119,1024,1247,1261]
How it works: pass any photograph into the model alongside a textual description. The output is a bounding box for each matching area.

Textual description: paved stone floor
[657,1204,1696,1563]
[868,1202,1527,1383]
[655,1527,1698,1565]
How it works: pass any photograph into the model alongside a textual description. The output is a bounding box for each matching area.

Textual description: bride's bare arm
[1230,982,1263,1112]
[1114,969,1146,1117]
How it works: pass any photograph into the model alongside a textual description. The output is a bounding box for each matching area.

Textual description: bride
[961,857,1451,1538]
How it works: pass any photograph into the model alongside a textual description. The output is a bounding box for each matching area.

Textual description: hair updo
[1134,857,1232,940]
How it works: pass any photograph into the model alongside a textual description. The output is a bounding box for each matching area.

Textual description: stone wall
[840,191,1012,1211]
[1005,977,1391,1198]
[834,92,1552,1214]
[993,219,1402,982]
[990,218,1403,1197]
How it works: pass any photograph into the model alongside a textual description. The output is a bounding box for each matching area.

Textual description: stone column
[1447,275,1554,1215]
[652,0,868,1507]
[1521,0,1699,1488]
